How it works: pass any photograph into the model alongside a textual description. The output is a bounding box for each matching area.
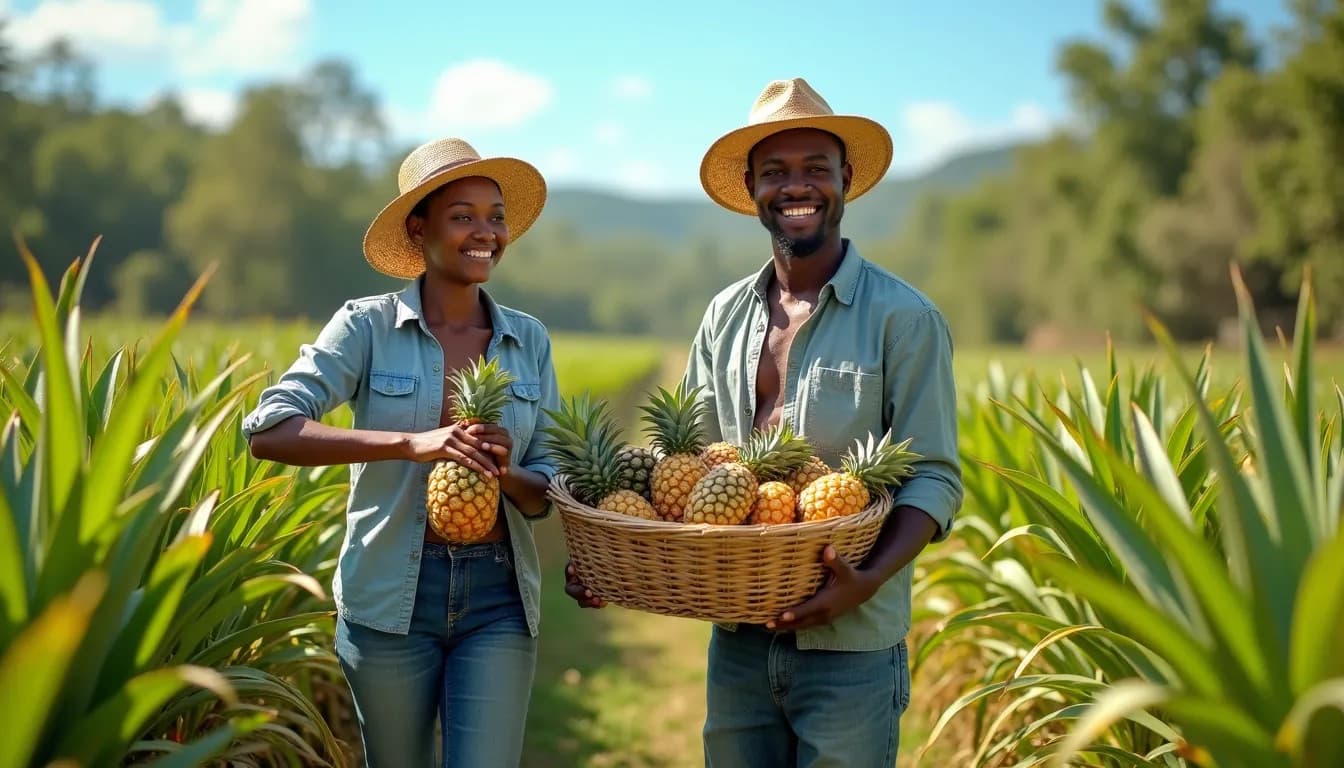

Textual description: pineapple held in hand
[427,357,516,542]
[542,394,657,520]
[640,383,710,521]
[798,431,920,522]
[686,423,813,525]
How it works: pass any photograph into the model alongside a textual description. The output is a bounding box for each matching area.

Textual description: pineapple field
[3,242,1344,767]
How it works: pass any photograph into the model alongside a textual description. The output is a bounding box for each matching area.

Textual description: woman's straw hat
[363,138,546,278]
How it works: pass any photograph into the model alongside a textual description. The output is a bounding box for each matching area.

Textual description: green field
[4,298,1343,767]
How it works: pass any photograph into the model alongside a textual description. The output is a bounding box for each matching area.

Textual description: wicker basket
[549,476,894,624]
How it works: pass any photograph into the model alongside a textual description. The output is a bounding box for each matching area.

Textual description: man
[567,77,962,767]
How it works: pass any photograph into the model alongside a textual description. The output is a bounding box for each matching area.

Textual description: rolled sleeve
[241,302,369,438]
[885,308,963,541]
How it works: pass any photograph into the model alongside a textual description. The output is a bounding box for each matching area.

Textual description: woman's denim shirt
[242,276,559,636]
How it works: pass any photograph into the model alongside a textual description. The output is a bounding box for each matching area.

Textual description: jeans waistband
[423,540,510,560]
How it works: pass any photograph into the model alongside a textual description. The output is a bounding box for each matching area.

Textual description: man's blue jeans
[703,623,911,768]
[335,540,537,767]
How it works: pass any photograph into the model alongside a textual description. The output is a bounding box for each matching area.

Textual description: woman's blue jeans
[335,540,537,767]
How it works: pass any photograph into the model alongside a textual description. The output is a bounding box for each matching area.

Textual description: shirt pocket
[508,382,541,461]
[366,369,419,432]
[800,366,882,446]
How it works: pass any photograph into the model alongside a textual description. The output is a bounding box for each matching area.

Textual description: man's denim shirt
[242,276,560,636]
[682,241,964,652]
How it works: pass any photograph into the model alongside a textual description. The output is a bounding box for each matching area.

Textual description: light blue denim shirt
[241,276,559,636]
[683,241,963,652]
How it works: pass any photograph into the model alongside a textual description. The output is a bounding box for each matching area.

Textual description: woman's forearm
[499,466,552,517]
[248,415,411,466]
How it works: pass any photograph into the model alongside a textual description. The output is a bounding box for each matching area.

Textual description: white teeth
[782,207,818,217]
[464,250,494,260]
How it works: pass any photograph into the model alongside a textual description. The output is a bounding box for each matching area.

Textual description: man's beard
[764,203,839,259]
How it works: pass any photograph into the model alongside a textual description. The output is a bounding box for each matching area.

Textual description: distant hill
[539,143,1020,244]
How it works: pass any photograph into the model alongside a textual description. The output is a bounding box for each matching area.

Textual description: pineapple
[686,424,814,526]
[613,444,657,499]
[701,441,741,469]
[427,357,516,543]
[798,431,920,522]
[542,394,657,520]
[750,481,797,525]
[785,454,831,495]
[639,383,710,521]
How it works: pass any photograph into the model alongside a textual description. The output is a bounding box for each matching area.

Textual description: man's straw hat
[700,78,892,215]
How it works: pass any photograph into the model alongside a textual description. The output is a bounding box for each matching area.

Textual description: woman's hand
[405,423,511,475]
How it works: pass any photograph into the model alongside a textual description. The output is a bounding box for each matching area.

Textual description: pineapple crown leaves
[638,382,709,456]
[739,423,816,480]
[447,356,516,424]
[540,393,626,503]
[839,430,922,491]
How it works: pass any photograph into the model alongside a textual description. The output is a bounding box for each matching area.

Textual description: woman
[242,137,559,766]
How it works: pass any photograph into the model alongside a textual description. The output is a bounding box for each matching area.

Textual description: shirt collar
[750,238,862,307]
[393,276,521,342]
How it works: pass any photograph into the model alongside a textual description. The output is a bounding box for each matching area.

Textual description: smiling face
[405,175,509,285]
[744,128,852,259]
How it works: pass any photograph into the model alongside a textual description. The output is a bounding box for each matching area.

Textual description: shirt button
[743,407,752,416]
[432,364,441,372]
[416,514,425,522]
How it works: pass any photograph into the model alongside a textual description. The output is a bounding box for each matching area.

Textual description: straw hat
[363,138,547,278]
[699,78,893,215]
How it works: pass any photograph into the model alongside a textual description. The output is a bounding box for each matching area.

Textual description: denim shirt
[682,241,963,652]
[241,276,559,636]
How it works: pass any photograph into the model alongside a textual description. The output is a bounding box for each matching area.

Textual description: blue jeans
[703,624,911,768]
[335,541,537,767]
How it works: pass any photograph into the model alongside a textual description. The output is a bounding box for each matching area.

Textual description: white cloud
[610,74,652,101]
[539,148,578,178]
[893,100,1056,173]
[179,0,312,77]
[594,120,625,145]
[7,0,173,58]
[419,59,553,133]
[4,0,311,78]
[176,86,239,129]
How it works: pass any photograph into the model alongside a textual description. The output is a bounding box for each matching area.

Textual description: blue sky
[4,0,1291,199]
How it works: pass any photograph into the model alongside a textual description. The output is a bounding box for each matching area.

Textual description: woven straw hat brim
[699,114,893,216]
[362,157,547,279]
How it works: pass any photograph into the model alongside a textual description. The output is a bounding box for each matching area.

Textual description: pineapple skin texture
[598,489,658,520]
[798,472,870,521]
[685,462,756,525]
[651,453,709,521]
[427,460,499,542]
[701,441,741,469]
[786,455,831,495]
[749,481,797,525]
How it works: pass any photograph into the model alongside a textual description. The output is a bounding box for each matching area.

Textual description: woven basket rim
[547,474,894,532]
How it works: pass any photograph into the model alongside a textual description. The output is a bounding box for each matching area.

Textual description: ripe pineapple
[798,431,920,522]
[701,441,741,469]
[639,383,710,521]
[613,444,657,499]
[427,357,516,543]
[750,481,797,525]
[542,394,657,520]
[686,424,813,525]
[785,454,831,496]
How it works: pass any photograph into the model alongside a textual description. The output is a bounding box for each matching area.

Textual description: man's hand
[564,561,606,609]
[767,544,878,632]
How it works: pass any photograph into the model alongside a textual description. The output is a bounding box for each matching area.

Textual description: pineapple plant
[427,356,516,542]
[639,383,711,521]
[701,441,741,469]
[785,454,832,496]
[686,424,814,525]
[613,444,657,499]
[541,394,657,520]
[797,431,920,522]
